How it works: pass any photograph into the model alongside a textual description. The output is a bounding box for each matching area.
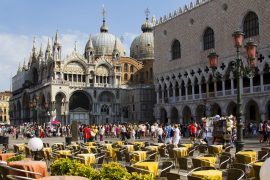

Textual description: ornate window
[124,73,128,81]
[171,40,181,60]
[130,65,134,73]
[130,74,134,81]
[203,27,215,50]
[101,104,109,115]
[243,12,259,38]
[124,63,128,72]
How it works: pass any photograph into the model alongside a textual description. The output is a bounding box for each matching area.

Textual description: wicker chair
[197,144,208,154]
[231,163,253,178]
[257,150,268,161]
[0,164,42,180]
[124,151,132,165]
[188,147,196,157]
[219,155,230,169]
[94,155,105,169]
[158,146,169,160]
[158,161,174,177]
[226,168,245,180]
[177,157,189,172]
[224,144,233,153]
[166,172,181,180]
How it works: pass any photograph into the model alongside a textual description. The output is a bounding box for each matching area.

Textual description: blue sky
[0,0,191,91]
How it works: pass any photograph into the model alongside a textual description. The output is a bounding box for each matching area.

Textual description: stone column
[222,79,225,96]
[250,78,253,93]
[199,83,202,99]
[192,83,195,100]
[260,112,266,122]
[206,82,209,98]
[156,91,160,104]
[260,72,264,92]
[178,86,182,102]
[161,90,165,104]
[172,84,176,102]
[231,78,234,95]
[214,80,217,97]
[185,85,188,100]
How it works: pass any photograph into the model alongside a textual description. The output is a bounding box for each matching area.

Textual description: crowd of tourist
[0,119,269,146]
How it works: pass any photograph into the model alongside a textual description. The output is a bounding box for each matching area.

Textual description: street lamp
[208,30,257,152]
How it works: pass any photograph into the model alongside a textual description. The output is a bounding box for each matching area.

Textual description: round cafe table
[41,176,88,180]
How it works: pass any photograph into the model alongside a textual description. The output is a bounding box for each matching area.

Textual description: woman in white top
[173,124,181,147]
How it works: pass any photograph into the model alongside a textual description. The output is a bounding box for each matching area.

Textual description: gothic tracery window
[203,27,215,50]
[171,40,181,60]
[243,12,259,38]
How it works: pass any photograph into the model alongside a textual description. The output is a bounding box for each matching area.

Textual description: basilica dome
[85,19,125,57]
[130,17,154,60]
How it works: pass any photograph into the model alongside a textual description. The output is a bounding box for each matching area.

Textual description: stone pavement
[2,134,269,153]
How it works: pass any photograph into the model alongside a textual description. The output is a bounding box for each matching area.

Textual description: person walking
[172,124,181,147]
[157,124,163,143]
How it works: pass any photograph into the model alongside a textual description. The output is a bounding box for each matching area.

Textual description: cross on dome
[145,8,150,20]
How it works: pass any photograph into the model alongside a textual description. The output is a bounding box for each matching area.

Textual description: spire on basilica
[22,59,27,70]
[100,5,108,33]
[39,43,43,57]
[54,30,61,46]
[141,8,153,33]
[17,62,21,73]
[32,37,37,58]
[46,38,51,52]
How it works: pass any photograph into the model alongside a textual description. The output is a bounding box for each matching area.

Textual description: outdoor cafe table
[134,162,158,176]
[173,147,188,158]
[133,151,147,162]
[41,176,88,180]
[77,154,96,165]
[84,146,97,153]
[191,170,222,180]
[8,160,48,178]
[0,153,16,161]
[122,145,134,152]
[195,156,217,167]
[236,151,257,164]
[117,141,123,145]
[154,143,165,147]
[56,150,71,158]
[15,144,26,151]
[134,142,145,147]
[42,148,52,158]
[181,143,193,149]
[146,146,159,152]
[85,142,96,146]
[209,145,223,154]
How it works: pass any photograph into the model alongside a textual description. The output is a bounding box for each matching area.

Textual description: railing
[253,86,261,92]
[181,96,186,101]
[217,91,223,96]
[243,87,250,94]
[68,82,86,87]
[209,92,215,97]
[175,97,179,102]
[201,93,206,99]
[225,90,231,96]
[168,97,174,103]
[264,84,270,91]
[188,95,193,100]
[195,94,200,99]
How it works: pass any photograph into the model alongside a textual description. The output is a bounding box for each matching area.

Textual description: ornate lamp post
[208,30,257,152]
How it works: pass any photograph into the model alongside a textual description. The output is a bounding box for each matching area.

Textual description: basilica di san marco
[9,12,156,125]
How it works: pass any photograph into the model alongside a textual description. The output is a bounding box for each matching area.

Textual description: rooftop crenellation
[154,0,211,26]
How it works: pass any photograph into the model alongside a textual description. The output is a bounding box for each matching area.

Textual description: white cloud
[0,31,136,91]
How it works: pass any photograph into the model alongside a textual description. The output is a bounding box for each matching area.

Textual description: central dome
[130,17,154,60]
[92,32,125,56]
